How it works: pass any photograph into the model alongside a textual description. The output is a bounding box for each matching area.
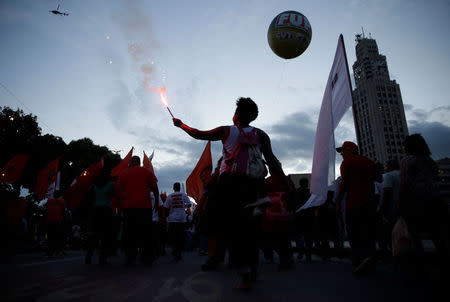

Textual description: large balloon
[267,11,312,59]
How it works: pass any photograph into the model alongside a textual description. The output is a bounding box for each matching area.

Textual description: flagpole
[340,34,361,147]
[330,79,336,186]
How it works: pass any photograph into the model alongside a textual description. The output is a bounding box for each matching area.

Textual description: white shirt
[220,125,254,174]
[151,192,163,222]
[163,191,192,223]
[374,180,384,211]
[332,177,346,213]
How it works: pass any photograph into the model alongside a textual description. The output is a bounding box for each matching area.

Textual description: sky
[1,0,449,194]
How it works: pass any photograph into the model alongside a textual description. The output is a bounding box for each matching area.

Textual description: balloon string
[277,60,287,89]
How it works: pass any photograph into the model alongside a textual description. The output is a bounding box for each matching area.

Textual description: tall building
[351,32,409,165]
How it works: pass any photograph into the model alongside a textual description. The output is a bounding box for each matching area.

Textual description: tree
[22,134,67,191]
[0,107,121,200]
[63,138,121,191]
[0,107,41,168]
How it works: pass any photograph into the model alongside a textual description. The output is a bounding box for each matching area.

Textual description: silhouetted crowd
[3,97,449,290]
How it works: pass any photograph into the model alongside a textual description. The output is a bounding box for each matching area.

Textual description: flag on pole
[111,147,133,177]
[35,157,60,201]
[143,150,157,179]
[0,154,29,183]
[64,157,104,210]
[186,141,212,203]
[46,171,61,200]
[299,34,353,212]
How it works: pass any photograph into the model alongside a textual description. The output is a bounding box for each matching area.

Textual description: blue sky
[1,0,449,193]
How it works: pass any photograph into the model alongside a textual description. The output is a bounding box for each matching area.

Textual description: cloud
[114,0,160,74]
[264,111,317,173]
[408,121,450,160]
[151,138,221,193]
[429,106,450,126]
[403,103,450,159]
[106,0,164,132]
[107,97,450,193]
[106,80,133,130]
[403,103,413,111]
[152,109,320,191]
[405,104,450,127]
[153,164,193,194]
[265,108,357,173]
[286,86,297,94]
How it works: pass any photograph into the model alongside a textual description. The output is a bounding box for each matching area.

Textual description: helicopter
[49,4,69,16]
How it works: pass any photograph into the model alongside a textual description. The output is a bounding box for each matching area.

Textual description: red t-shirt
[46,198,65,223]
[117,166,157,208]
[7,199,26,226]
[339,154,375,209]
[265,175,293,193]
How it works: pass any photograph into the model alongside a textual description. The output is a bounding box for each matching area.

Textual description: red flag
[64,157,104,211]
[0,154,29,183]
[143,151,157,180]
[111,147,133,177]
[35,158,60,201]
[186,141,212,203]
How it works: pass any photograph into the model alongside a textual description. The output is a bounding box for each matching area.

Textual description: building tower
[352,32,409,165]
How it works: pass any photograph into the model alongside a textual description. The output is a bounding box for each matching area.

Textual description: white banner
[298,34,353,212]
[45,171,61,199]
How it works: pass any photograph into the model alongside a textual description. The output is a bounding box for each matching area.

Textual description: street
[1,247,445,302]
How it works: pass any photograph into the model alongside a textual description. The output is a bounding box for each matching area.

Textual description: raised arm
[173,118,228,141]
[258,129,290,185]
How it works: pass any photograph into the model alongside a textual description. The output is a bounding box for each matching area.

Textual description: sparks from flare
[143,78,175,118]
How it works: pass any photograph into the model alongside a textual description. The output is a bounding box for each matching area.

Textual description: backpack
[224,127,267,179]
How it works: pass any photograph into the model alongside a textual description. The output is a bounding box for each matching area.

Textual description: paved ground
[0,247,446,302]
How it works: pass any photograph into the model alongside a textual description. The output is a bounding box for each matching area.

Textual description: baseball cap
[336,141,358,153]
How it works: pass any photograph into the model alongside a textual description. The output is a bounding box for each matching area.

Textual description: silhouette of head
[404,134,431,156]
[96,164,112,186]
[234,97,258,125]
[173,182,181,192]
[336,142,359,160]
[129,156,141,167]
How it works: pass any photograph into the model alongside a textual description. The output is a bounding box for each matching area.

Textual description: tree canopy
[0,106,121,199]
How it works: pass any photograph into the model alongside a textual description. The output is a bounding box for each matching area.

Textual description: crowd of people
[3,97,449,290]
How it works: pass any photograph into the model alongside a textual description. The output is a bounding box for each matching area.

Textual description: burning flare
[151,86,168,108]
[143,79,174,118]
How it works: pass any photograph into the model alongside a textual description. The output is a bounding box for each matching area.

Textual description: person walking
[85,168,115,265]
[294,178,314,262]
[45,191,66,257]
[379,159,400,260]
[173,97,291,289]
[150,191,163,260]
[398,134,449,279]
[117,156,159,266]
[163,182,192,262]
[335,141,377,275]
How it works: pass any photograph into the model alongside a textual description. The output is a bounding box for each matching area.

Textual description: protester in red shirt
[6,198,27,255]
[45,192,66,257]
[335,141,376,275]
[117,155,159,265]
[7,199,26,227]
